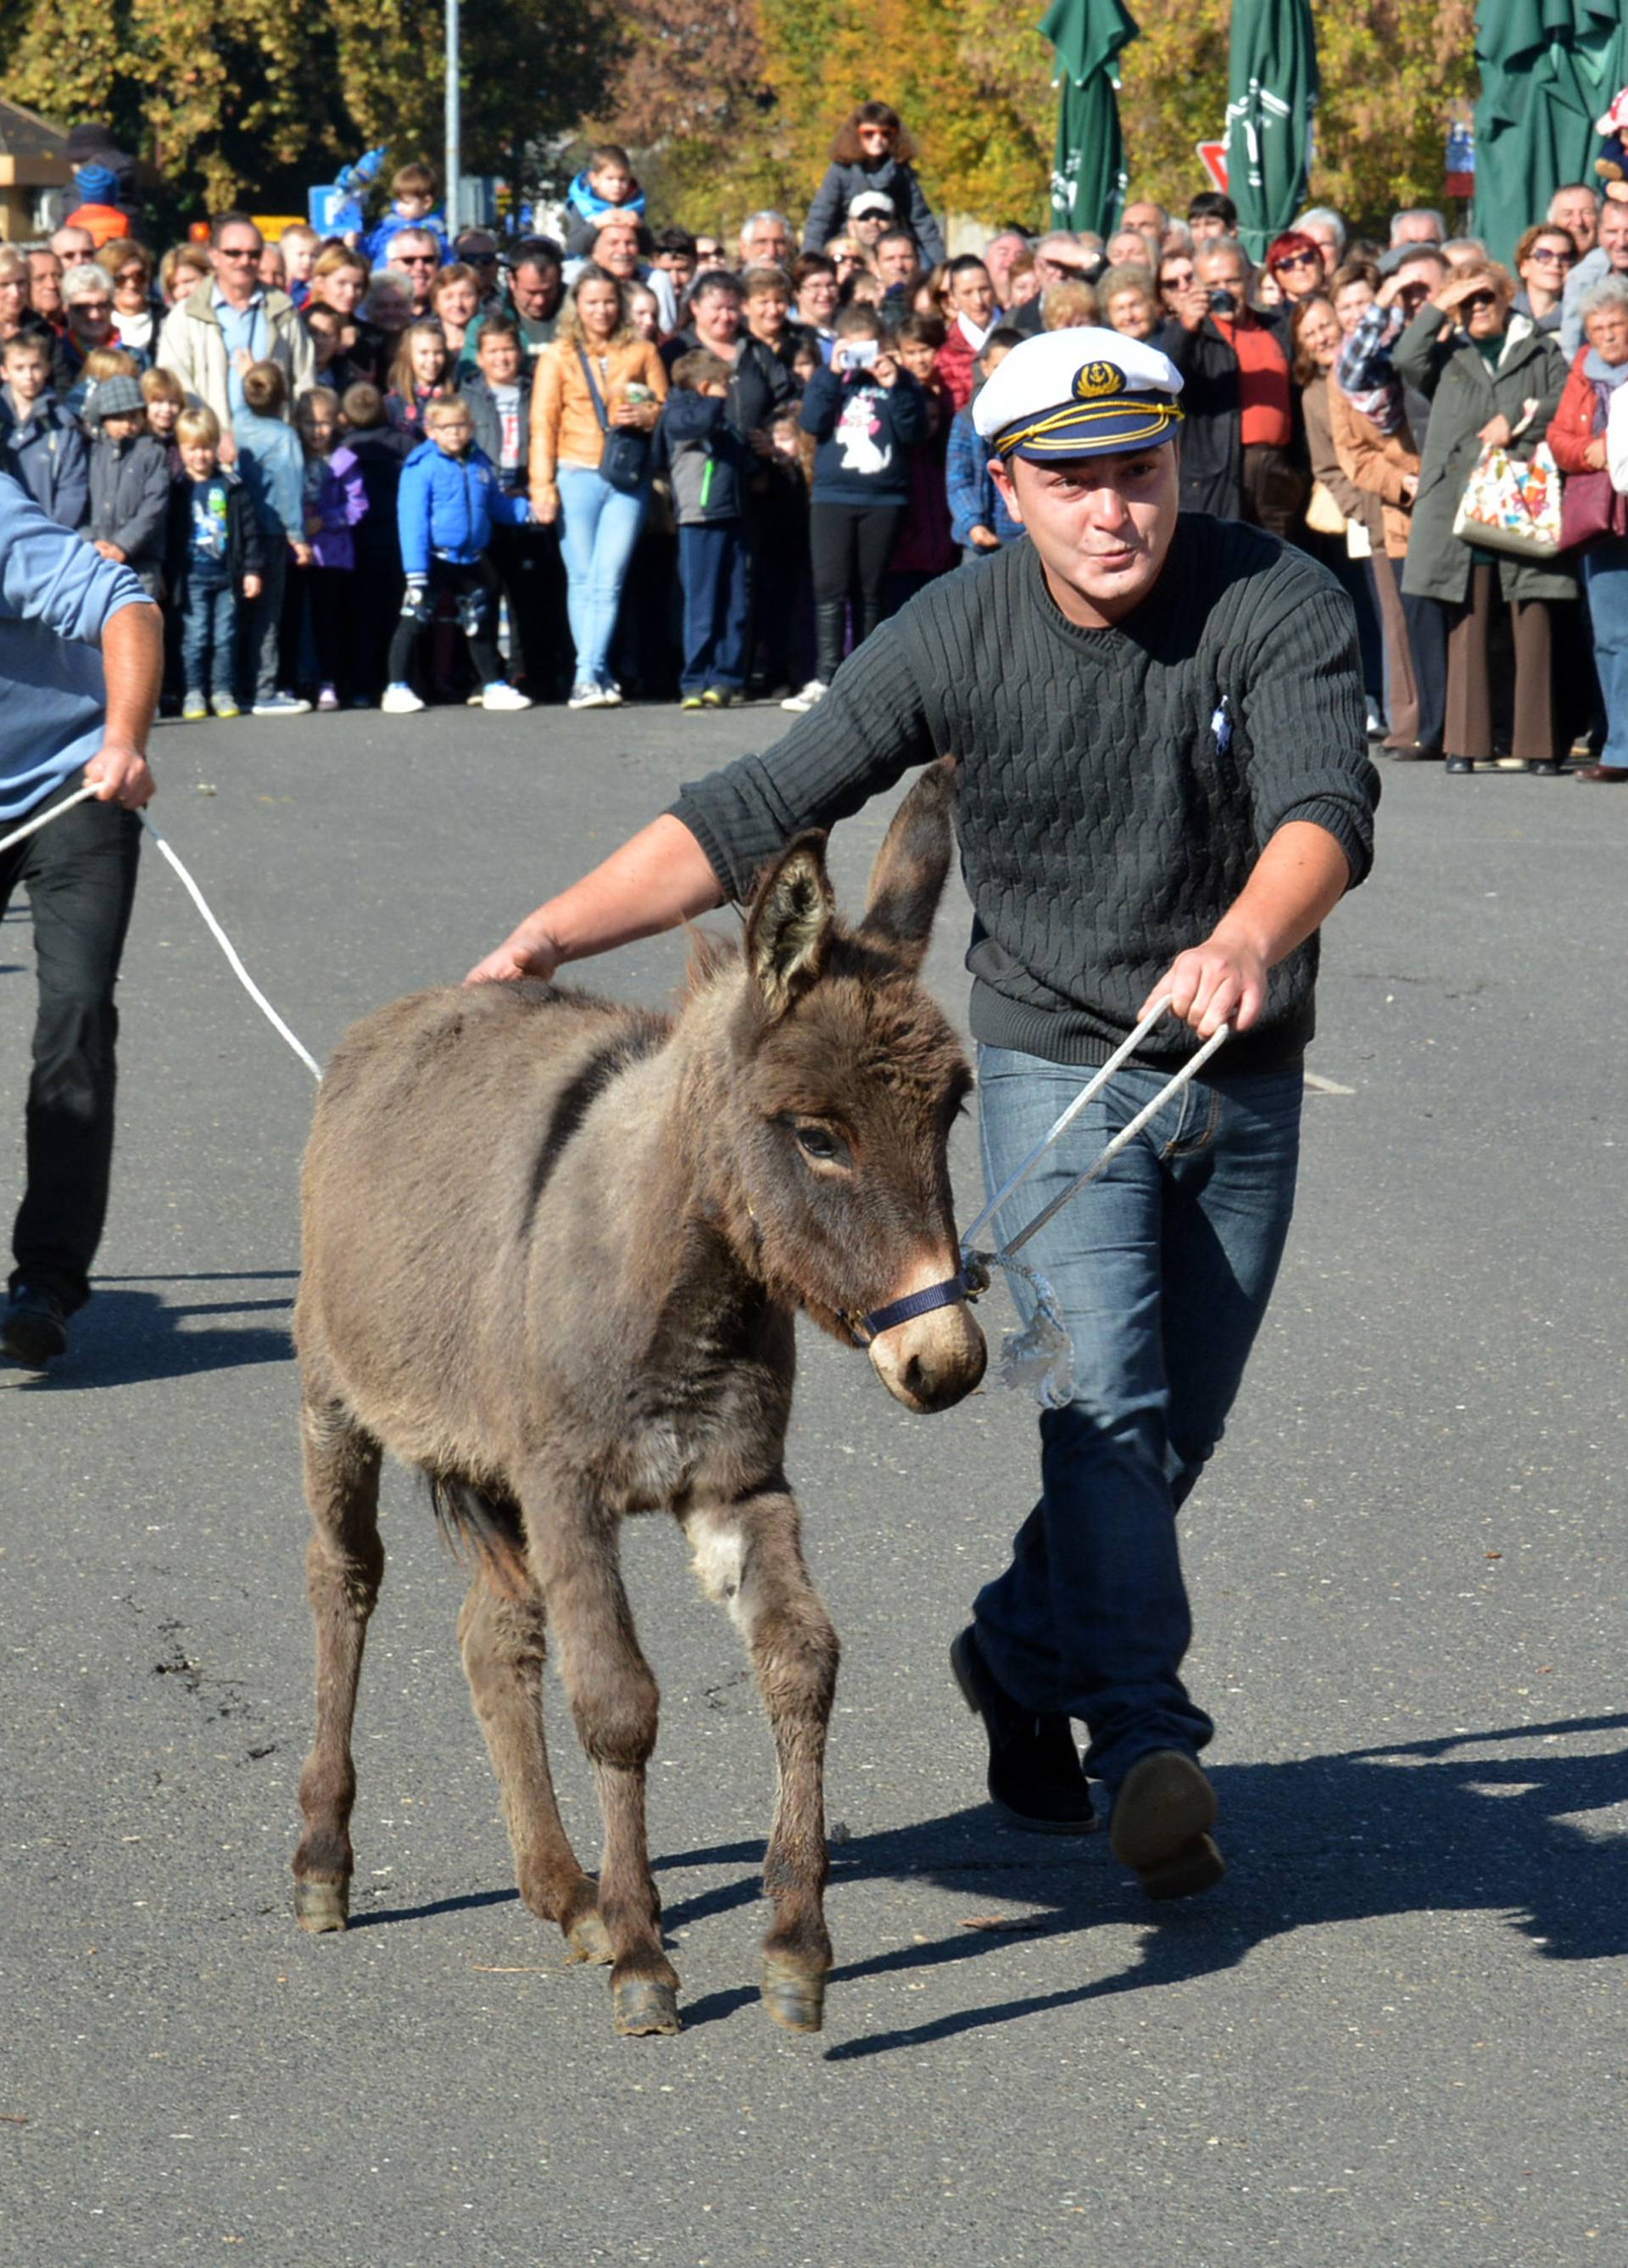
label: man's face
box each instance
[740,219,790,267]
[875,237,917,287]
[29,252,62,316]
[851,209,890,247]
[1552,190,1598,252]
[693,287,741,345]
[53,227,94,262]
[1197,247,1248,304]
[1302,221,1341,275]
[1034,238,1087,286]
[655,247,694,292]
[992,445,1179,628]
[5,349,48,401]
[478,331,521,383]
[1393,256,1444,316]
[1391,213,1441,249]
[213,226,264,299]
[67,286,114,343]
[1123,202,1165,239]
[393,237,439,305]
[511,260,561,321]
[1601,203,1628,271]
[594,225,640,279]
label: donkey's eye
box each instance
[790,1121,849,1166]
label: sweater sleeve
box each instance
[668,617,938,901]
[1235,563,1379,885]
[802,167,844,254]
[901,168,946,269]
[800,366,842,440]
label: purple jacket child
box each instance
[304,444,369,569]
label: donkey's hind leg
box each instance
[683,1491,840,2033]
[524,1479,680,2036]
[457,1577,610,1964]
[293,1390,384,1933]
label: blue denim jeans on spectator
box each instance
[178,567,236,698]
[677,521,750,693]
[973,1043,1304,1793]
[555,465,649,686]
[1582,537,1628,770]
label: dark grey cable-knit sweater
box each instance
[671,515,1380,1073]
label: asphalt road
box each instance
[3,701,1625,2268]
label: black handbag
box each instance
[577,345,650,496]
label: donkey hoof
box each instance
[566,1911,614,1965]
[613,1980,683,2036]
[293,1880,348,1934]
[761,1958,826,2034]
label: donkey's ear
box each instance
[858,755,958,971]
[744,833,836,1018]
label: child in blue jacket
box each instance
[382,394,532,713]
[945,328,1026,566]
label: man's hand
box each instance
[1174,277,1210,334]
[968,524,1001,550]
[291,539,314,567]
[466,915,564,986]
[1140,930,1267,1039]
[92,539,126,562]
[242,572,263,600]
[1477,412,1514,447]
[83,742,154,809]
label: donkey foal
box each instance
[291,763,985,2036]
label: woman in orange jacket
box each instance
[529,266,667,708]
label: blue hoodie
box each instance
[396,438,530,577]
[361,207,450,270]
[0,471,154,823]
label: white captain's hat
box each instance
[972,327,1185,461]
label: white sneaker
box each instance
[567,680,605,709]
[482,682,533,712]
[251,690,312,718]
[381,683,427,715]
[597,680,623,707]
[781,679,828,713]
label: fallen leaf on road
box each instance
[958,1914,1046,1933]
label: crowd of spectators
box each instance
[2,124,1625,773]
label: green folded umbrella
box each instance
[1224,0,1319,261]
[1474,0,1627,269]
[1040,0,1140,242]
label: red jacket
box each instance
[1547,348,1604,474]
[935,318,983,412]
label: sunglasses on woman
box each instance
[1458,291,1497,313]
[1273,251,1320,274]
[1527,246,1574,268]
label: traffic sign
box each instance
[1196,141,1229,194]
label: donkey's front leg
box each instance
[683,1491,840,2032]
[526,1483,680,2036]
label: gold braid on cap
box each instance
[994,395,1184,459]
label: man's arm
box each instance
[1139,821,1351,1038]
[84,596,162,807]
[466,814,722,983]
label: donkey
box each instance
[290,760,985,2038]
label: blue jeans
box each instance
[555,466,649,685]
[179,570,236,698]
[677,522,750,693]
[1582,538,1628,769]
[973,1044,1304,1791]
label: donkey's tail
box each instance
[427,1472,531,1597]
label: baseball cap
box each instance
[849,191,897,221]
[972,327,1184,461]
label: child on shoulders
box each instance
[563,144,648,259]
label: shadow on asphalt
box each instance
[1,1282,294,1388]
[326,1713,1628,2050]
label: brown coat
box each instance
[528,333,669,496]
[1328,381,1419,561]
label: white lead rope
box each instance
[1,779,322,1083]
[958,1000,1233,1406]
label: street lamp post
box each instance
[445,0,461,241]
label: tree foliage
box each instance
[0,0,615,225]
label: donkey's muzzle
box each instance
[867,1292,986,1412]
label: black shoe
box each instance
[1390,742,1442,763]
[3,1282,70,1368]
[1109,1750,1224,1902]
[949,1626,1096,1835]
[1445,756,1473,774]
[1529,760,1561,777]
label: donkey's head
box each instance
[721,759,986,1413]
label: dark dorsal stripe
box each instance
[523,1025,663,1229]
